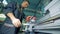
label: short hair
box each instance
[23,0,30,4]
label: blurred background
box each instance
[0,0,60,34]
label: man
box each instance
[1,0,30,34]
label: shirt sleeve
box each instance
[3,3,13,15]
[22,12,26,19]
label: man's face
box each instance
[21,1,29,8]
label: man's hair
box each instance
[23,0,30,4]
[18,0,30,9]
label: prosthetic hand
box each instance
[26,16,32,22]
[26,16,36,22]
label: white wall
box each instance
[44,0,59,11]
[44,0,60,17]
[49,0,60,17]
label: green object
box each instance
[0,17,5,24]
[0,17,6,21]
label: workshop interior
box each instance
[0,0,60,34]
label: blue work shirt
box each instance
[3,2,25,24]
